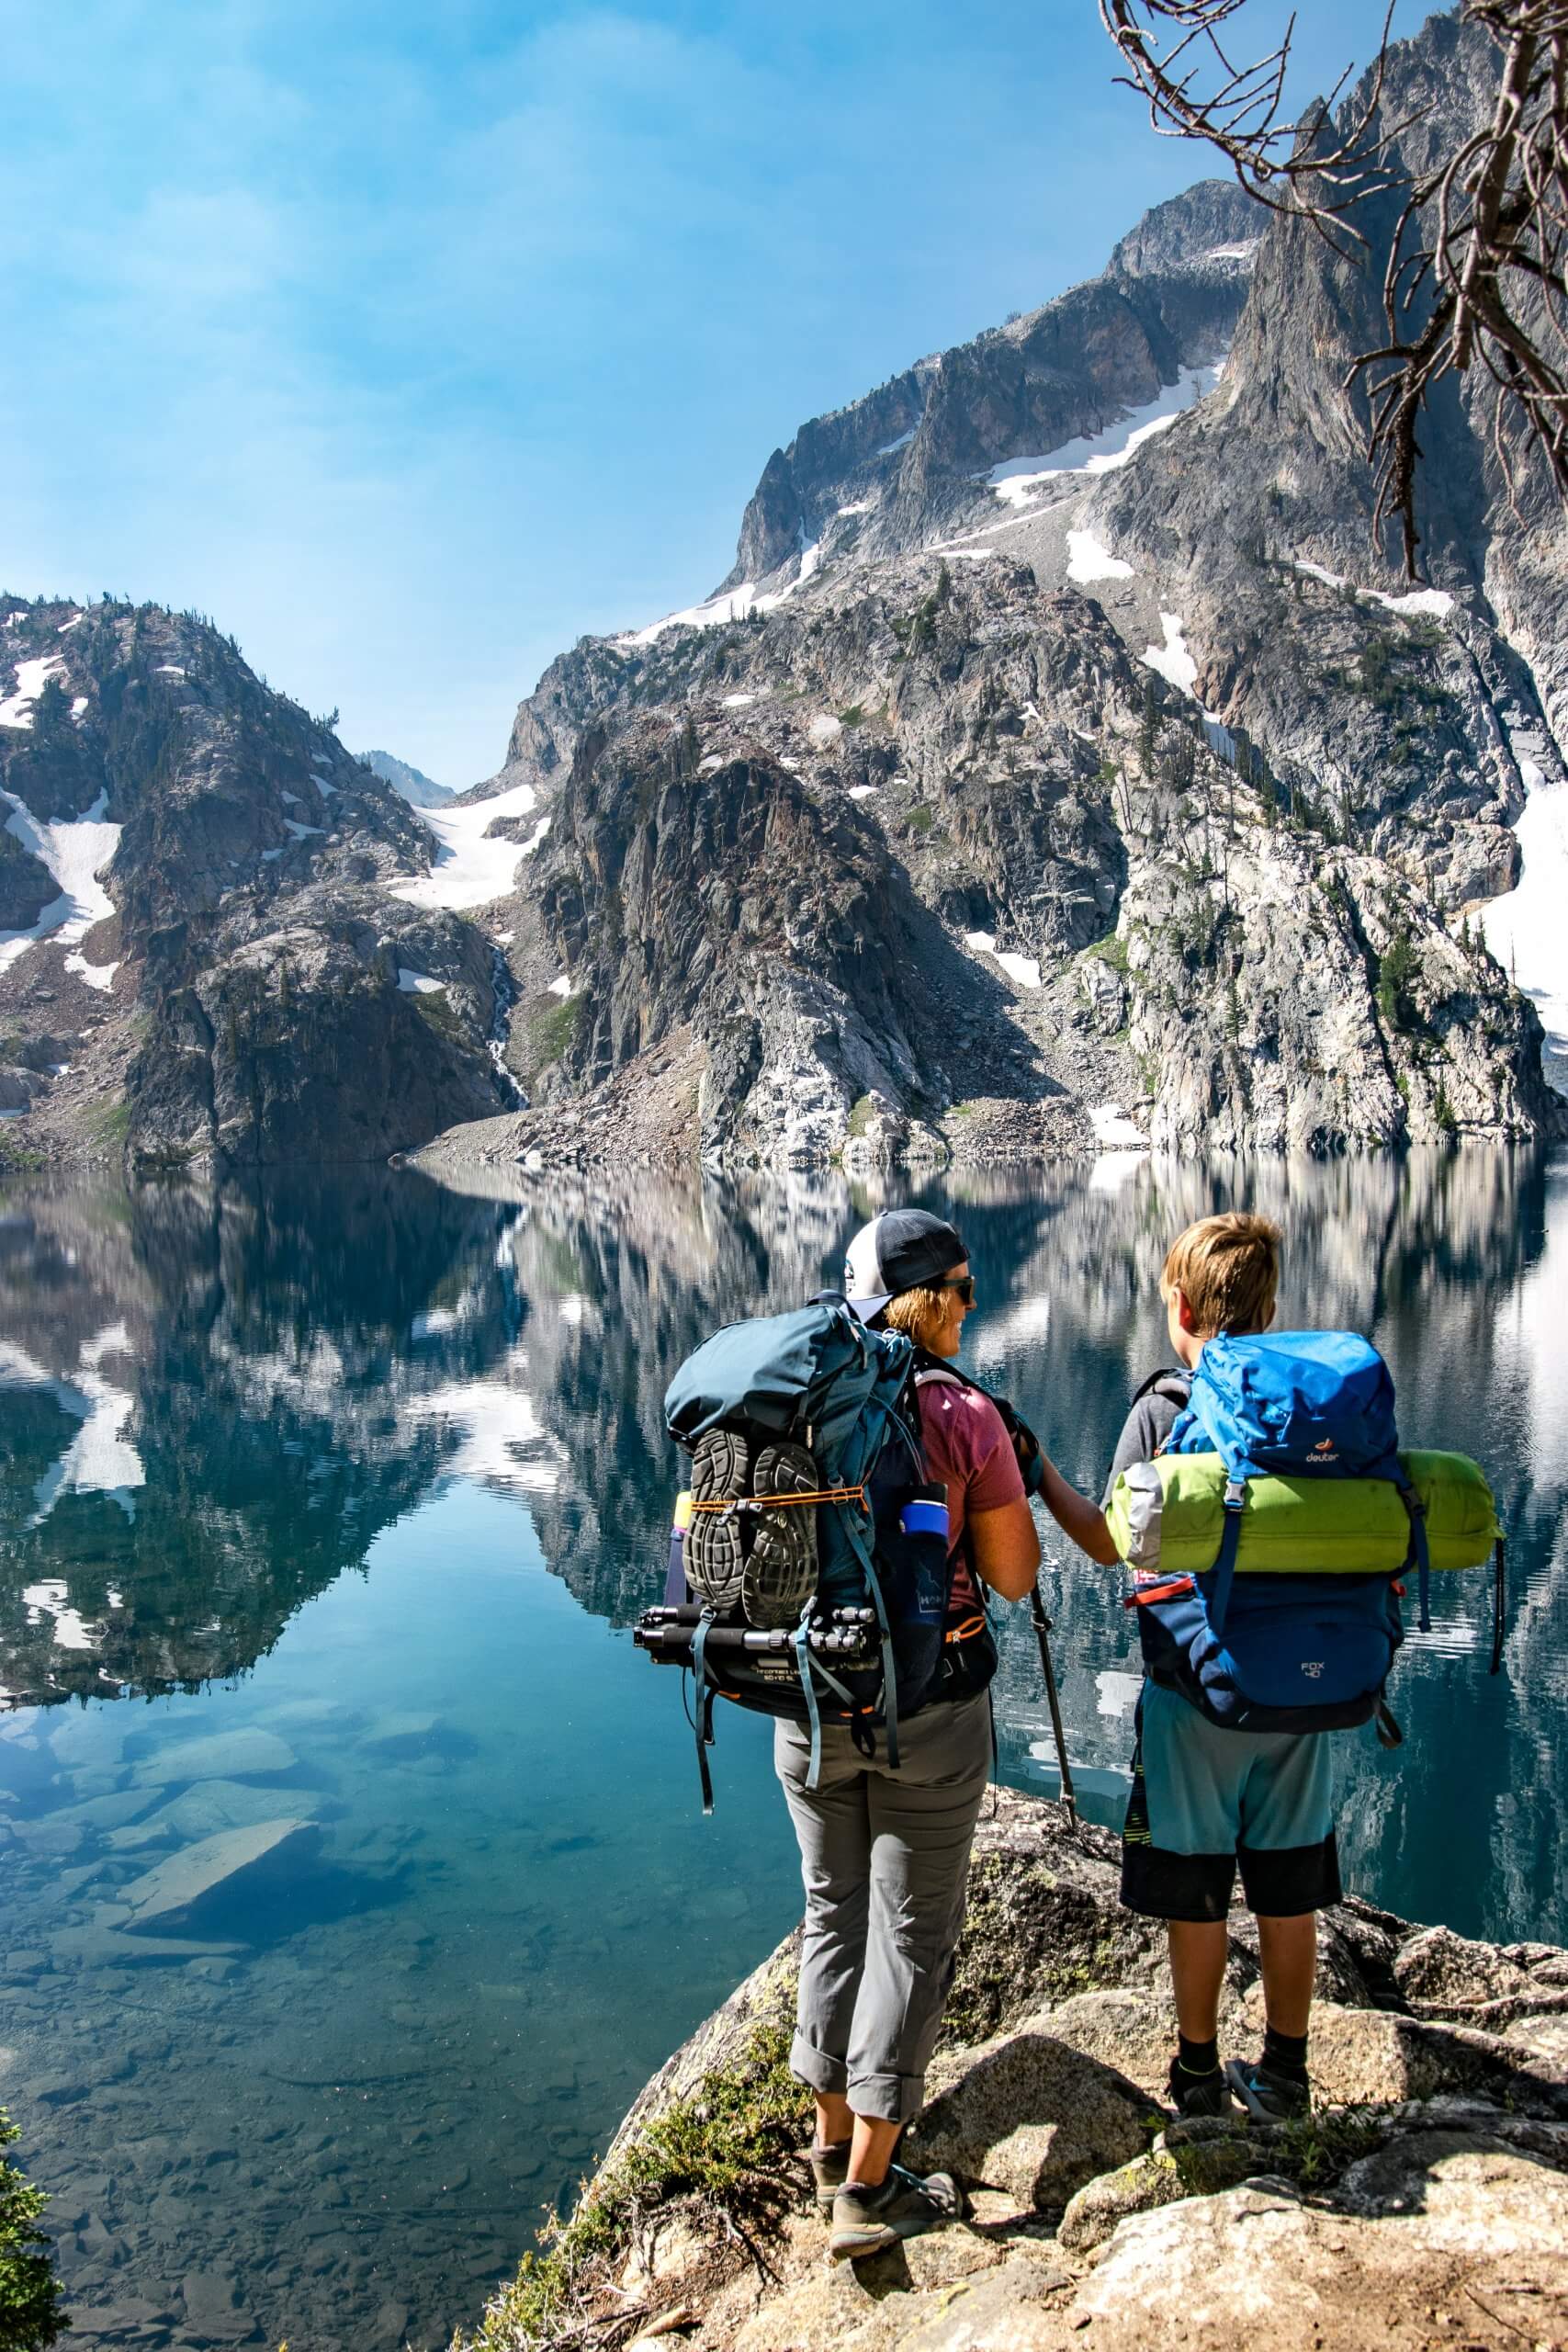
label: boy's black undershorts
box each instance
[1121,1679,1344,1923]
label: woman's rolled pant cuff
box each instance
[790,2030,849,2098]
[844,2068,924,2126]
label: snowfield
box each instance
[1090,1102,1147,1149]
[0,655,66,729]
[1066,530,1134,584]
[0,786,122,974]
[1143,614,1199,695]
[987,364,1223,509]
[389,778,540,912]
[1482,747,1568,1055]
[618,539,822,649]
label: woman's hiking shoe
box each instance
[807,2139,851,2214]
[1225,2056,1310,2121]
[1168,2057,1235,2120]
[744,1441,819,1628]
[687,1428,750,1610]
[829,2165,962,2262]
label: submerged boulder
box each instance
[118,1817,316,1931]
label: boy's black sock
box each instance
[1262,2024,1309,2082]
[1176,2032,1220,2077]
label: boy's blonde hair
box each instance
[1161,1212,1280,1337]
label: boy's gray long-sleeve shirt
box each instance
[1100,1373,1189,1507]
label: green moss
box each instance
[525,993,586,1080]
[1088,933,1130,974]
[457,2027,809,2352]
[846,1093,877,1140]
[907,801,935,836]
[837,705,865,729]
[86,1101,130,1145]
[0,2109,65,2351]
[411,988,465,1046]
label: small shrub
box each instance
[0,2109,65,2351]
[907,802,935,836]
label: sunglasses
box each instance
[935,1276,976,1306]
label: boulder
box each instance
[130,1728,297,1787]
[1070,2149,1568,2349]
[1057,2135,1257,2252]
[108,1779,318,1851]
[1394,1921,1563,2008]
[904,2031,1158,2210]
[1302,1997,1568,2116]
[118,1818,317,1931]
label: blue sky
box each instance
[3,0,1412,784]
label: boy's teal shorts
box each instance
[1122,1678,1341,1922]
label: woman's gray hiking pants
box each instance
[774,1691,991,2126]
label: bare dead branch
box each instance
[1100,0,1568,572]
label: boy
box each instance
[1035,1211,1332,2121]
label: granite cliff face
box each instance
[440,6,1563,1174]
[0,600,515,1170]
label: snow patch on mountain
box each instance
[389,778,540,912]
[0,786,121,973]
[987,363,1222,509]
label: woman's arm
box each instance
[1036,1458,1120,1567]
[967,1496,1042,1601]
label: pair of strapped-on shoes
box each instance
[686,1429,819,1628]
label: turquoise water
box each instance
[0,1151,1563,2347]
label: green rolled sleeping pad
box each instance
[1106,1449,1500,1576]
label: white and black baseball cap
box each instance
[842,1208,968,1320]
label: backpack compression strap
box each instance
[689,1610,717,1815]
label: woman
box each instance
[778,1207,1041,2261]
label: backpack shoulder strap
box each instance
[1134,1366,1191,1408]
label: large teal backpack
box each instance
[637,1297,980,1808]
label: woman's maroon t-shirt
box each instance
[915,1379,1026,1616]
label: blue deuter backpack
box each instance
[1136,1331,1430,1732]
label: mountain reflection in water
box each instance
[2,1148,1562,1949]
[1,1152,1565,2351]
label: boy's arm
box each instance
[1036,1458,1119,1566]
[1036,1394,1175,1569]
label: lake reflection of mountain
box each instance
[0,1170,533,1703]
[3,1149,1564,1948]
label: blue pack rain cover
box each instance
[1168,1330,1400,1481]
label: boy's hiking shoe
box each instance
[829,2165,962,2261]
[807,2139,851,2214]
[744,1441,819,1628]
[687,1429,750,1610]
[1168,2059,1235,2120]
[1225,2057,1310,2121]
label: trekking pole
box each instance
[1030,1579,1077,1822]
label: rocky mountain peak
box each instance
[1107,176,1262,276]
[715,179,1263,594]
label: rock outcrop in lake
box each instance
[460,1791,1568,2352]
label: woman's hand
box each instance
[967,1496,1042,1600]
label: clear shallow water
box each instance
[1,1152,1564,2348]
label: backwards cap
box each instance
[842,1209,967,1321]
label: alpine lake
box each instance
[1,1148,1563,2352]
